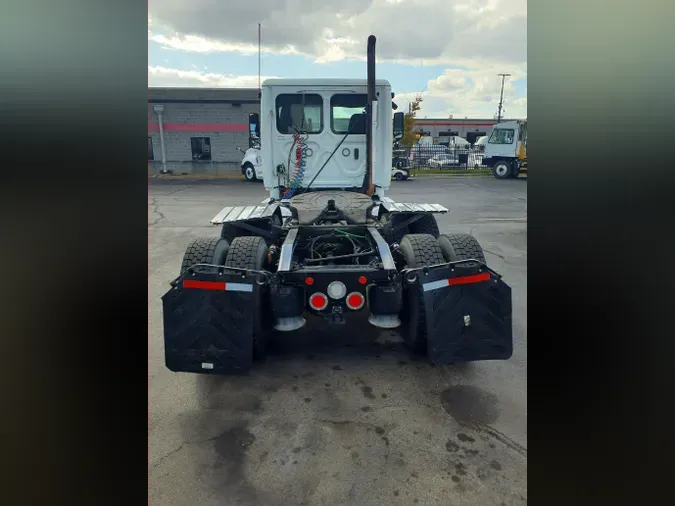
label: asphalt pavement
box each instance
[149,175,527,506]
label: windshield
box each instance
[489,128,515,144]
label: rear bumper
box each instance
[162,260,512,373]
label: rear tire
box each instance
[179,237,230,275]
[382,213,408,244]
[409,214,440,238]
[398,234,446,353]
[243,163,257,182]
[492,161,512,179]
[395,172,404,181]
[224,236,270,358]
[438,233,487,267]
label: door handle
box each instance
[354,148,359,160]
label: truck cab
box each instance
[259,79,396,200]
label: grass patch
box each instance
[413,169,492,176]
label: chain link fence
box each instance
[393,144,489,172]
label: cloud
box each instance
[148,66,279,88]
[148,0,526,65]
[393,59,527,118]
[149,33,300,56]
[147,0,526,118]
[148,63,526,118]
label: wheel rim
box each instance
[495,164,508,177]
[245,167,254,179]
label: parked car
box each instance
[427,153,459,168]
[391,166,411,181]
[474,136,488,149]
[450,136,471,147]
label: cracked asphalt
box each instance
[149,176,527,505]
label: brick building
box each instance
[412,118,517,145]
[148,87,259,175]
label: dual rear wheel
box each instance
[180,235,270,358]
[178,225,488,361]
[398,232,487,354]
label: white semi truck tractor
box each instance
[161,35,513,374]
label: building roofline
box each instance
[148,87,259,92]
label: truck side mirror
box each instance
[393,112,404,141]
[248,113,260,148]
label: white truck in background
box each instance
[237,119,264,181]
[237,145,263,182]
[481,120,528,179]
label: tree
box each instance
[400,99,422,149]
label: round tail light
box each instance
[346,292,365,310]
[309,292,328,311]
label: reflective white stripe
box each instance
[422,279,449,292]
[226,282,254,293]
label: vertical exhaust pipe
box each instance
[362,35,376,196]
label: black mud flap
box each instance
[413,262,513,363]
[161,266,266,374]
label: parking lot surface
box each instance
[149,176,527,505]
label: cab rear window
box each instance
[276,94,323,134]
[330,94,367,134]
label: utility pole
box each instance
[497,73,511,123]
[258,23,261,92]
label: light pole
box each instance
[497,73,511,123]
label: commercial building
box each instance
[412,118,517,145]
[148,87,259,175]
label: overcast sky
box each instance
[148,0,527,119]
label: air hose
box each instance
[282,131,308,199]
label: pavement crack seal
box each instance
[163,186,191,196]
[482,248,506,261]
[317,418,378,430]
[150,435,221,470]
[471,423,527,458]
[149,198,166,227]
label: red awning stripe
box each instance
[148,123,248,133]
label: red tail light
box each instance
[346,292,365,310]
[309,292,328,311]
